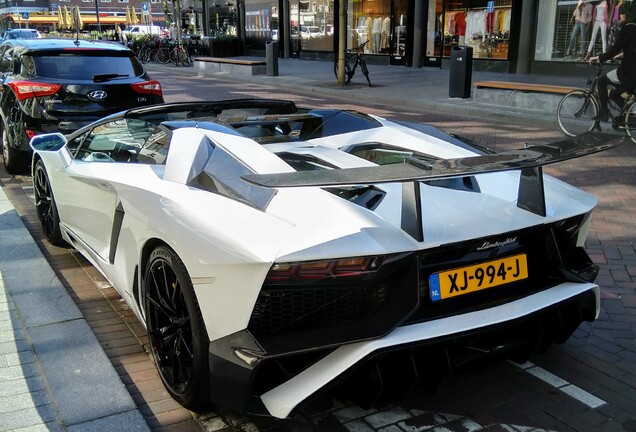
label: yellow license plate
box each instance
[429,254,528,302]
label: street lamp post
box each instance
[95,0,102,33]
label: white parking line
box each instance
[514,361,606,409]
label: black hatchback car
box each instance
[0,38,164,173]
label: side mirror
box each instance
[30,133,67,152]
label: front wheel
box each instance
[557,90,600,137]
[625,101,636,144]
[33,160,66,247]
[144,246,210,410]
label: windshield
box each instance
[7,30,38,39]
[31,53,143,80]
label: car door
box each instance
[53,118,157,260]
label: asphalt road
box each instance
[2,68,635,432]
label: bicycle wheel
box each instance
[334,57,353,83]
[557,90,600,137]
[156,48,171,64]
[360,59,372,87]
[170,48,179,66]
[180,48,192,67]
[624,101,636,144]
[147,49,158,63]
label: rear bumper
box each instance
[207,281,599,418]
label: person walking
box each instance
[588,7,636,122]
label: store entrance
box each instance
[422,0,443,67]
[390,0,408,65]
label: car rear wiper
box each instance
[92,73,129,82]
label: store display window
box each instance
[444,0,512,59]
[290,0,334,52]
[347,0,392,54]
[535,0,626,62]
[245,1,278,49]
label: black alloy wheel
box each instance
[33,160,66,247]
[144,246,210,410]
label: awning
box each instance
[5,13,126,25]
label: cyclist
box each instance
[588,7,636,122]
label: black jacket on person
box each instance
[599,21,636,89]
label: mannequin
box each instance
[372,16,383,53]
[567,0,594,57]
[609,0,623,46]
[586,0,610,58]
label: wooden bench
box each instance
[474,81,577,95]
[193,57,267,76]
[472,81,580,112]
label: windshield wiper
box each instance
[92,73,129,82]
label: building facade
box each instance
[237,0,632,75]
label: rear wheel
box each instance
[557,90,599,137]
[334,57,354,83]
[144,246,210,410]
[33,159,66,247]
[360,58,372,87]
[625,101,636,144]
[2,127,28,175]
[157,48,171,64]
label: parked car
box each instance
[29,98,622,418]
[123,25,162,37]
[300,25,321,38]
[2,28,41,39]
[0,38,163,174]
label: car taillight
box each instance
[25,130,37,139]
[265,255,387,283]
[8,81,61,101]
[131,80,162,97]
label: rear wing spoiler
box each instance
[243,132,625,241]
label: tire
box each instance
[144,246,210,410]
[147,49,158,63]
[181,49,193,67]
[557,90,600,137]
[157,48,171,64]
[33,159,66,247]
[2,126,28,175]
[625,101,636,144]
[360,59,372,87]
[334,58,353,83]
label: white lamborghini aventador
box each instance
[29,99,624,418]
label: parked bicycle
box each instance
[334,40,372,87]
[171,40,193,67]
[557,62,636,143]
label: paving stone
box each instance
[0,390,51,414]
[343,419,375,432]
[0,405,58,431]
[364,408,412,429]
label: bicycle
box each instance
[557,62,636,143]
[334,40,372,87]
[170,40,193,67]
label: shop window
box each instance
[347,0,391,54]
[535,0,621,62]
[444,0,512,60]
[289,0,334,52]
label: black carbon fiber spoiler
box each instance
[243,132,625,241]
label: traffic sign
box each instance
[487,1,494,12]
[20,12,29,20]
[141,2,149,11]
